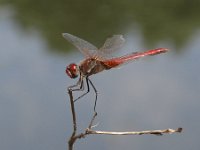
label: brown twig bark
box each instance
[67,89,182,150]
[68,90,77,150]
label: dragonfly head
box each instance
[66,63,79,78]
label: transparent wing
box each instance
[62,33,98,58]
[99,35,125,55]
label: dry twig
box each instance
[67,87,182,150]
[86,127,182,136]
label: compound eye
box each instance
[66,63,78,78]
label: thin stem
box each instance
[68,89,77,150]
[88,112,98,129]
[68,90,77,133]
[86,128,182,136]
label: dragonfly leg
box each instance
[68,75,83,91]
[68,75,86,102]
[73,78,90,102]
[68,75,98,112]
[87,78,98,112]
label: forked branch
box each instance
[67,89,182,150]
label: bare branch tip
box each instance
[177,127,183,133]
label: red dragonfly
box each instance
[63,33,168,112]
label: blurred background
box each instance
[0,0,200,150]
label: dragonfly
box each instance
[63,33,168,112]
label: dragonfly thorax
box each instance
[66,63,79,78]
